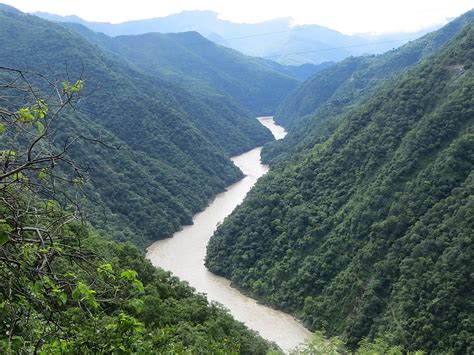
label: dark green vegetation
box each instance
[263,10,474,164]
[59,22,324,116]
[1,222,272,353]
[0,8,290,246]
[0,70,272,354]
[206,16,474,354]
[291,331,424,354]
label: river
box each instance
[146,116,312,352]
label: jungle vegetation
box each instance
[206,18,474,354]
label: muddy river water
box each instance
[147,117,312,351]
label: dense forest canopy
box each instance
[0,67,274,353]
[206,18,474,354]
[263,10,474,165]
[0,8,289,246]
[1,3,472,354]
[0,65,427,355]
[60,23,327,116]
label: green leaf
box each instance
[32,281,43,297]
[120,269,138,281]
[34,100,48,119]
[97,263,115,280]
[74,79,84,92]
[46,200,56,210]
[62,79,84,94]
[9,336,24,352]
[0,122,6,133]
[35,120,45,135]
[128,298,144,313]
[0,150,16,161]
[18,107,34,123]
[38,168,48,180]
[72,282,98,309]
[58,292,67,305]
[133,279,144,293]
[97,263,113,274]
[0,234,9,246]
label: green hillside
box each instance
[60,23,309,115]
[0,70,272,354]
[0,9,275,246]
[263,10,474,164]
[206,19,474,354]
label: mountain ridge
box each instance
[33,9,436,64]
[0,7,276,246]
[58,22,320,115]
[261,9,474,164]
[205,15,474,353]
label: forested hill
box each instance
[0,61,272,355]
[206,18,474,354]
[0,8,276,246]
[263,10,474,164]
[58,22,322,115]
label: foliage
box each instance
[206,20,474,354]
[64,23,303,116]
[263,9,474,164]
[0,67,273,354]
[0,219,272,353]
[290,332,425,354]
[0,9,275,246]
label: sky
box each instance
[3,0,474,34]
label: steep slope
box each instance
[0,9,273,246]
[34,10,431,65]
[0,104,272,353]
[264,10,474,164]
[59,24,302,115]
[206,20,474,354]
[275,56,371,126]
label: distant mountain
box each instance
[33,10,435,64]
[262,9,474,163]
[59,22,330,115]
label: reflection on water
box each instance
[146,117,311,351]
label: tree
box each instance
[0,66,274,354]
[0,67,100,352]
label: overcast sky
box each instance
[3,0,473,34]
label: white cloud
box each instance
[3,0,473,34]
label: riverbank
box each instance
[146,117,312,351]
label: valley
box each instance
[0,3,472,353]
[147,117,312,351]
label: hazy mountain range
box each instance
[34,10,440,64]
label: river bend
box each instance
[146,116,312,351]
